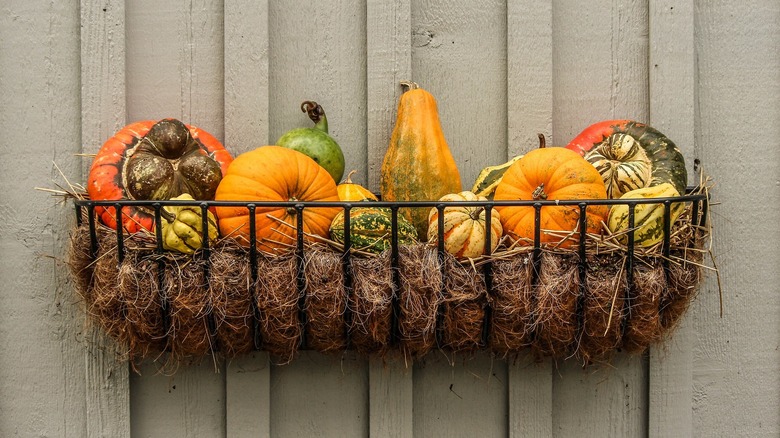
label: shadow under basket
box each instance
[67,192,709,368]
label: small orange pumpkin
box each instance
[494,135,609,247]
[337,170,378,202]
[215,146,340,253]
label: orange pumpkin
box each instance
[215,146,340,253]
[493,136,609,247]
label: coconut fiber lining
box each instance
[68,208,710,369]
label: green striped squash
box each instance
[584,133,652,199]
[607,183,685,247]
[566,120,688,199]
[329,207,418,253]
[470,155,523,199]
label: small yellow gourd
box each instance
[337,170,378,202]
[161,194,219,254]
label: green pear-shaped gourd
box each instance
[277,101,345,183]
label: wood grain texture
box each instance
[410,0,507,189]
[369,358,413,437]
[413,354,508,437]
[125,3,228,437]
[223,2,271,437]
[268,0,367,181]
[270,352,368,438]
[647,1,695,436]
[130,361,226,438]
[365,3,415,435]
[80,1,132,437]
[692,1,780,435]
[506,2,554,437]
[551,1,649,436]
[0,2,87,436]
[225,0,269,151]
[125,0,225,134]
[366,0,411,192]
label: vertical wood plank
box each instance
[551,0,650,435]
[691,1,780,436]
[366,0,412,192]
[79,1,131,437]
[224,1,272,436]
[130,361,226,437]
[0,1,86,436]
[409,0,507,188]
[647,1,695,437]
[125,1,227,436]
[413,354,508,437]
[268,0,368,180]
[368,358,414,437]
[365,2,415,436]
[506,1,554,436]
[270,352,369,437]
[266,2,369,435]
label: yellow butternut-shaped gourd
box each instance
[380,81,462,240]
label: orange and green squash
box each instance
[87,119,233,233]
[380,81,462,240]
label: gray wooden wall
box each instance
[1,0,778,437]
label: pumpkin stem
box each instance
[532,183,548,200]
[400,80,420,92]
[537,133,546,149]
[470,206,485,221]
[342,169,358,184]
[301,101,328,133]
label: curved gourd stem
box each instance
[301,101,328,133]
[399,80,420,92]
[537,133,546,149]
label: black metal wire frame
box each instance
[74,189,708,353]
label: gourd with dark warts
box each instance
[87,119,233,233]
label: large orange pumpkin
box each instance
[493,137,609,247]
[215,146,340,253]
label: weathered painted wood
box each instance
[692,1,780,436]
[366,0,412,193]
[369,358,414,437]
[365,2,415,436]
[264,3,369,436]
[130,361,226,437]
[551,1,649,435]
[224,1,272,437]
[506,2,554,436]
[413,354,508,436]
[124,2,228,437]
[270,352,368,437]
[0,2,86,437]
[79,0,132,437]
[647,1,695,436]
[410,0,507,189]
[268,0,368,180]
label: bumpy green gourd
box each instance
[161,194,218,254]
[329,207,418,254]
